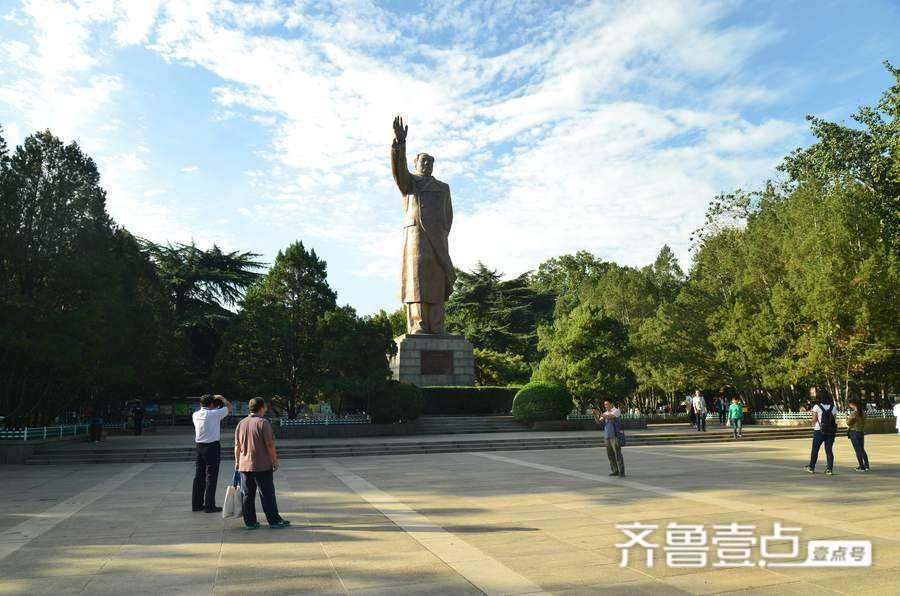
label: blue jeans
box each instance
[809,430,835,471]
[848,430,869,469]
[241,470,282,526]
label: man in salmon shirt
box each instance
[234,397,290,529]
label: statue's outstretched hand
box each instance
[393,116,408,144]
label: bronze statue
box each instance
[391,116,455,335]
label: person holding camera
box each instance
[592,399,625,477]
[192,393,232,512]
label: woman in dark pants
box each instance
[846,400,870,472]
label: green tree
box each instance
[473,348,532,386]
[782,60,899,248]
[141,241,263,392]
[446,262,554,361]
[215,241,336,418]
[0,130,174,420]
[534,304,636,411]
[318,306,395,413]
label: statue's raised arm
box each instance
[391,116,412,195]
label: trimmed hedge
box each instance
[421,386,520,415]
[369,382,423,424]
[512,381,573,422]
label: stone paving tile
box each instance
[212,572,345,594]
[347,577,482,595]
[0,574,95,595]
[660,567,799,595]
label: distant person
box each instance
[692,390,707,432]
[728,397,743,439]
[894,398,900,435]
[234,397,290,529]
[192,393,233,512]
[716,394,728,425]
[89,413,104,443]
[845,399,869,472]
[592,399,625,477]
[132,402,145,436]
[804,388,837,475]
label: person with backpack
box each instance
[846,399,870,472]
[728,397,743,439]
[805,387,837,475]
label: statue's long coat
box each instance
[391,141,455,304]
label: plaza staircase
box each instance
[23,426,813,465]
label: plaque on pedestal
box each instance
[389,334,475,387]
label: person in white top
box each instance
[192,394,232,512]
[804,387,837,475]
[893,399,900,435]
[692,390,707,432]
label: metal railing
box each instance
[0,424,91,441]
[0,420,158,441]
[280,415,371,426]
[566,410,896,422]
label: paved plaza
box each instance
[2,435,898,595]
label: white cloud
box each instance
[138,0,795,282]
[0,0,813,312]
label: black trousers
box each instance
[848,430,869,469]
[696,414,706,431]
[192,441,221,510]
[241,470,282,525]
[134,418,143,435]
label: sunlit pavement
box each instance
[2,435,898,595]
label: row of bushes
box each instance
[420,386,520,415]
[368,381,585,425]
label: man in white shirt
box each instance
[893,398,900,435]
[192,394,232,512]
[692,390,707,432]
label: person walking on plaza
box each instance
[234,397,290,529]
[692,390,707,432]
[192,393,232,512]
[728,397,743,439]
[716,394,728,425]
[89,412,104,443]
[846,399,870,472]
[805,388,837,475]
[132,401,145,435]
[592,399,625,477]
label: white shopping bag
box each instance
[233,485,243,518]
[222,485,237,518]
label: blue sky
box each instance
[1,0,898,315]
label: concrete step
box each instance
[25,428,810,464]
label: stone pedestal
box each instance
[390,334,475,387]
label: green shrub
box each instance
[369,381,423,424]
[421,386,520,415]
[511,381,573,422]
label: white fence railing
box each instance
[0,424,91,441]
[279,415,371,426]
[567,410,896,422]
